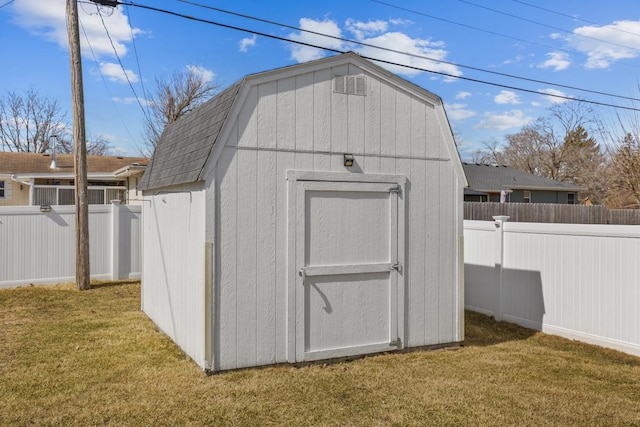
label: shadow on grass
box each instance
[464,310,538,348]
[87,279,140,290]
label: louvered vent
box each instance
[333,75,366,96]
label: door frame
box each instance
[286,170,406,363]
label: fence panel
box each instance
[464,202,640,224]
[0,203,141,288]
[465,218,640,357]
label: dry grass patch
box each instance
[1,282,639,426]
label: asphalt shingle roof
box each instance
[462,163,583,192]
[0,152,146,175]
[139,81,242,191]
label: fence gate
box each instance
[289,177,405,362]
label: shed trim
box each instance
[287,170,407,184]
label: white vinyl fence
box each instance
[464,217,640,357]
[0,202,141,288]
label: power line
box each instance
[180,0,640,104]
[459,0,640,53]
[79,16,137,144]
[509,0,640,39]
[372,0,640,72]
[109,0,640,112]
[0,0,15,9]
[123,4,150,114]
[95,6,152,124]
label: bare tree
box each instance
[606,133,640,208]
[142,66,220,156]
[476,102,607,203]
[0,88,67,153]
[57,134,113,156]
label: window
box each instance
[523,190,531,203]
[0,181,4,198]
[568,193,576,204]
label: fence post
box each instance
[111,200,121,280]
[493,215,509,321]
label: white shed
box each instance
[139,52,468,372]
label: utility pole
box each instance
[66,0,90,291]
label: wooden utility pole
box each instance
[66,0,90,290]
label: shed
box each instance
[139,52,468,372]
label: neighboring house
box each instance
[463,163,583,204]
[0,152,147,207]
[139,52,468,372]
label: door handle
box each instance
[298,268,306,284]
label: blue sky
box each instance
[2,0,640,159]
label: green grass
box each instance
[1,281,639,426]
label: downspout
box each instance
[10,175,30,186]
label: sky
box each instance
[2,0,640,159]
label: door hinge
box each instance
[390,262,402,273]
[389,185,401,195]
[389,338,402,348]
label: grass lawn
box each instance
[1,281,639,426]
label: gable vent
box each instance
[334,75,366,96]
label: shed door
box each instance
[293,180,403,362]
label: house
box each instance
[0,152,147,207]
[462,163,583,204]
[139,52,468,372]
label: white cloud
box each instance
[12,0,141,59]
[356,31,461,78]
[502,55,523,65]
[538,52,571,71]
[475,110,533,131]
[494,90,521,105]
[288,17,461,79]
[345,19,388,40]
[186,65,216,83]
[539,88,570,104]
[389,18,413,26]
[112,96,150,106]
[550,33,562,40]
[446,103,476,120]
[288,18,345,63]
[455,91,472,100]
[239,34,257,53]
[99,62,138,83]
[567,20,640,68]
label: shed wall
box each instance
[210,64,464,371]
[142,186,207,365]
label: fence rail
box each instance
[464,201,640,224]
[464,218,640,357]
[0,203,141,288]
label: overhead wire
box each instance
[0,0,15,9]
[77,0,640,113]
[107,0,640,112]
[123,4,151,114]
[509,0,640,39]
[180,0,640,103]
[79,14,137,142]
[458,0,640,53]
[95,6,152,124]
[372,0,640,71]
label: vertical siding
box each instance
[211,64,463,369]
[465,221,640,357]
[142,188,206,367]
[0,205,141,288]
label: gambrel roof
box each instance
[140,52,467,192]
[463,163,584,192]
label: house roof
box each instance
[139,52,466,192]
[0,152,147,177]
[463,163,584,193]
